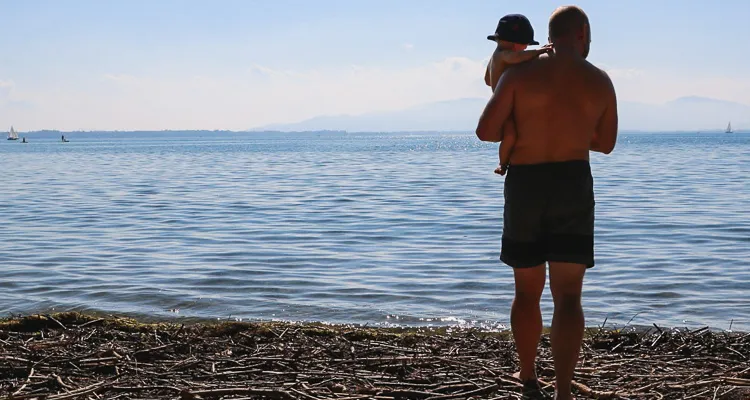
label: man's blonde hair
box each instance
[548,5,589,41]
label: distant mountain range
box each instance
[252,96,749,133]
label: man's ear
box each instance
[579,23,590,42]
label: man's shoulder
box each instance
[587,64,615,88]
[499,61,527,78]
[521,53,552,68]
[559,60,614,87]
[589,63,611,78]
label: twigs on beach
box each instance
[0,313,748,399]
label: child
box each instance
[484,14,551,175]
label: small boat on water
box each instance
[725,122,733,133]
[7,126,18,140]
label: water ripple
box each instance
[0,132,748,331]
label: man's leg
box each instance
[511,263,546,381]
[501,162,547,392]
[548,262,587,400]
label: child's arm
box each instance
[500,44,552,65]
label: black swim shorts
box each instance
[500,160,595,268]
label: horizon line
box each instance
[5,128,745,135]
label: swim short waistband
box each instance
[507,159,590,173]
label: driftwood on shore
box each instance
[0,313,748,399]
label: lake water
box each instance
[1,131,748,331]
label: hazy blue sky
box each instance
[1,0,749,130]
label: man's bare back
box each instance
[477,52,617,164]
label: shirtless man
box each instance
[475,5,618,400]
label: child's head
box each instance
[487,14,539,49]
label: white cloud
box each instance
[1,58,749,131]
[602,67,644,79]
[103,73,139,83]
[0,80,15,99]
[402,43,415,51]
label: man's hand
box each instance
[540,43,553,54]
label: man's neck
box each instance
[551,42,581,59]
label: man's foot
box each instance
[521,379,552,399]
[512,372,551,399]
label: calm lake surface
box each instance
[1,131,748,331]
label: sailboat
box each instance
[725,122,733,133]
[7,126,18,141]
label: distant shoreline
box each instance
[6,129,745,135]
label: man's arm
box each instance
[591,71,618,154]
[476,68,516,142]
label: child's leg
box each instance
[494,144,503,174]
[495,119,517,175]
